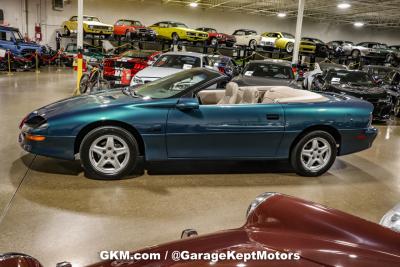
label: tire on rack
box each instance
[210,37,218,47]
[290,130,337,177]
[64,26,71,36]
[80,126,140,180]
[248,39,257,50]
[285,42,294,53]
[393,98,400,118]
[172,32,180,45]
[351,49,360,59]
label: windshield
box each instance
[153,54,201,69]
[119,50,154,58]
[244,63,294,80]
[319,63,346,71]
[84,16,100,22]
[12,30,24,42]
[282,32,295,39]
[172,23,188,28]
[327,71,374,86]
[134,71,209,99]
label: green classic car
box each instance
[63,43,105,66]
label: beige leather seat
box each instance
[240,88,260,104]
[217,82,239,105]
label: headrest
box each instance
[242,88,259,103]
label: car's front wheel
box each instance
[80,126,139,180]
[285,42,294,53]
[290,131,337,177]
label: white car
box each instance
[302,62,347,90]
[130,51,212,86]
[232,29,262,49]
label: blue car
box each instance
[19,68,377,179]
[0,26,43,56]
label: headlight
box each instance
[246,192,277,217]
[380,203,400,233]
[109,26,113,30]
[132,76,143,85]
[89,25,94,29]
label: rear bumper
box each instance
[339,127,378,156]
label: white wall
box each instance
[2,0,400,47]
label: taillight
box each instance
[218,67,225,73]
[134,63,146,70]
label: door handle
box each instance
[266,114,280,120]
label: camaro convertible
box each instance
[19,68,377,179]
[1,193,400,266]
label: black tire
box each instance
[351,49,360,59]
[285,42,294,53]
[80,126,139,180]
[172,33,179,44]
[248,39,257,50]
[394,98,400,118]
[290,131,337,177]
[64,26,70,36]
[210,37,218,47]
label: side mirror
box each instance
[181,229,198,239]
[176,99,199,110]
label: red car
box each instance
[103,49,161,86]
[113,19,156,40]
[3,193,399,267]
[196,27,236,47]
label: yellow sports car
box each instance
[62,15,113,36]
[261,32,296,53]
[149,21,208,43]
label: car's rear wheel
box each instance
[210,38,218,47]
[290,131,337,177]
[80,126,139,180]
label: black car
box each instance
[312,69,392,121]
[302,37,329,58]
[232,59,299,88]
[380,70,400,117]
[362,65,399,80]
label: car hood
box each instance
[18,42,42,51]
[232,75,299,88]
[83,194,400,267]
[135,66,184,78]
[328,83,388,98]
[34,89,143,119]
[83,20,112,27]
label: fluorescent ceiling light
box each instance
[189,2,198,7]
[354,22,364,27]
[338,3,351,9]
[277,12,287,18]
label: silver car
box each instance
[130,51,212,86]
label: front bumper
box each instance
[19,131,75,160]
[83,28,113,35]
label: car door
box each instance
[166,98,285,159]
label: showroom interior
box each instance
[1,0,400,266]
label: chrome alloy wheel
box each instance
[89,135,130,175]
[300,137,332,172]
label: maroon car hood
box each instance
[87,194,400,267]
[245,194,400,267]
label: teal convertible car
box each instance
[19,68,377,179]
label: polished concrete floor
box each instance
[0,68,399,266]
